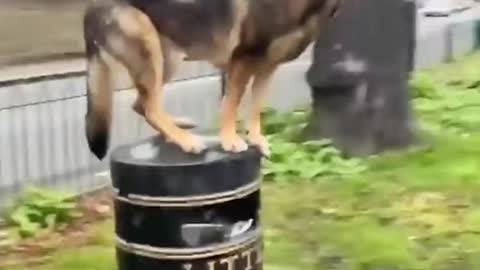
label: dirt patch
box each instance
[0,188,114,269]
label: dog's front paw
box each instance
[247,133,270,157]
[169,131,206,154]
[221,133,248,153]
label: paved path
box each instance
[1,1,480,82]
[0,0,110,67]
[418,4,480,37]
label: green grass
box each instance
[259,52,480,270]
[1,220,115,270]
[4,52,480,270]
[262,144,480,270]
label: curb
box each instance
[415,12,480,70]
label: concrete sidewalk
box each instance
[416,4,480,69]
[1,3,480,83]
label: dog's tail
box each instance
[83,4,114,160]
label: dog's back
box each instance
[123,0,247,66]
[82,0,341,159]
[116,0,340,65]
[125,0,235,47]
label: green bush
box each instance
[260,108,367,183]
[6,187,81,238]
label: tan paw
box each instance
[247,133,270,157]
[169,131,206,154]
[221,133,249,153]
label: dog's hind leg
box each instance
[246,65,277,157]
[130,36,196,130]
[108,7,205,153]
[220,60,253,153]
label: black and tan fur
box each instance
[83,0,342,159]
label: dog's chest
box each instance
[238,0,324,58]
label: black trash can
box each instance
[110,135,263,270]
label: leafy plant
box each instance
[260,108,367,182]
[6,187,81,238]
[409,71,440,99]
[409,72,480,135]
[260,63,480,184]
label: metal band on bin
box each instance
[116,228,262,260]
[113,179,260,207]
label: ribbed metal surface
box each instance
[0,61,221,209]
[0,49,314,211]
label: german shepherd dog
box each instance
[83,0,342,159]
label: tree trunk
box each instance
[304,0,417,156]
